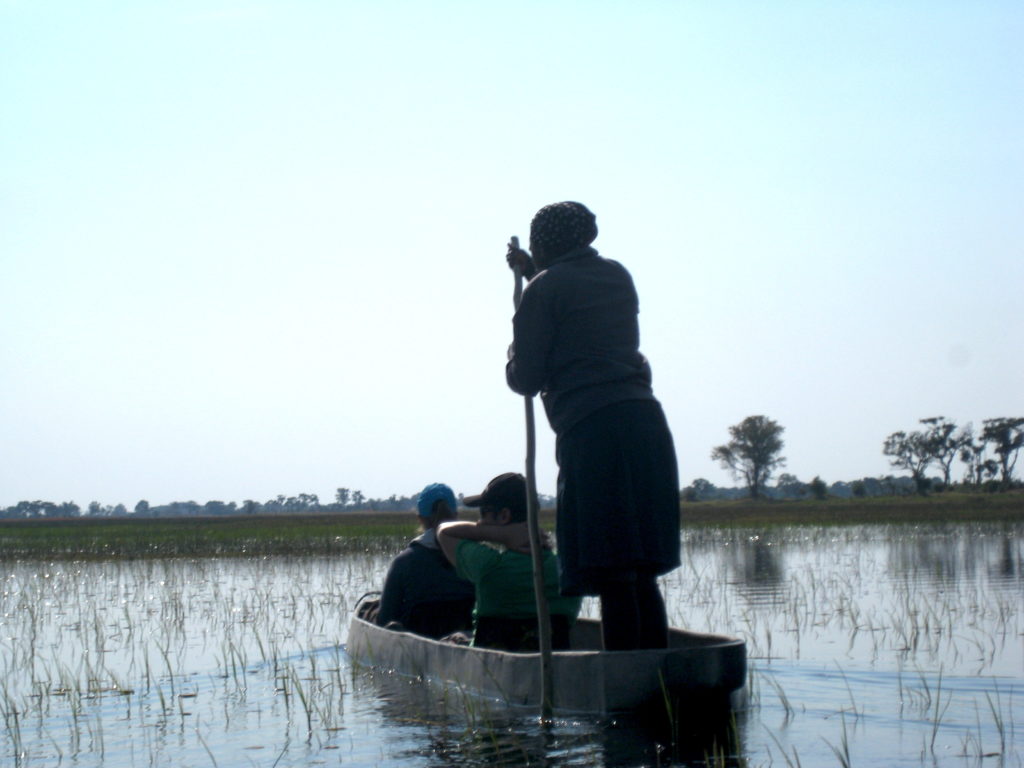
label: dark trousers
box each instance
[474,614,573,653]
[597,570,668,651]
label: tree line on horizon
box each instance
[4,416,1021,519]
[684,414,1023,502]
[0,487,560,520]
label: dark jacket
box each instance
[506,246,655,436]
[377,531,475,636]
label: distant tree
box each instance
[335,488,350,507]
[10,500,52,517]
[18,500,58,517]
[827,481,852,498]
[134,500,150,516]
[87,501,104,516]
[883,429,933,494]
[261,495,286,513]
[981,417,1024,489]
[203,501,235,515]
[808,476,828,500]
[774,473,807,499]
[681,478,716,502]
[711,415,786,499]
[168,501,201,516]
[879,475,895,495]
[59,501,81,517]
[851,480,867,498]
[959,424,998,487]
[919,417,964,486]
[351,490,365,509]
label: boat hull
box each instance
[347,616,746,714]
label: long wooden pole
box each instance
[511,235,554,719]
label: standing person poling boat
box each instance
[505,201,681,651]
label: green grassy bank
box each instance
[1,492,1021,560]
[680,490,1024,526]
[0,513,417,560]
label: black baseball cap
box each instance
[462,472,526,517]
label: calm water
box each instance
[1,522,1021,767]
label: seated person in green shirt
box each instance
[437,472,582,652]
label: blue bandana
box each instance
[417,483,457,518]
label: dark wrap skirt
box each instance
[555,398,681,596]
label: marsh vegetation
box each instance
[0,520,1020,766]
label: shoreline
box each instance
[2,491,1021,559]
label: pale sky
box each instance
[2,1,1022,508]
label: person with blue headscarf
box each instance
[375,483,475,638]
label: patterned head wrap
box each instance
[529,201,598,262]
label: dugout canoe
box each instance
[346,615,746,715]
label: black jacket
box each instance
[377,534,475,630]
[506,246,655,436]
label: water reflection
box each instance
[885,523,1023,586]
[352,666,746,767]
[723,532,788,607]
[992,533,1020,581]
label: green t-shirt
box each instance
[455,540,582,620]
